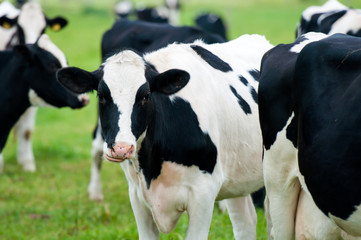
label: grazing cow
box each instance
[0,34,88,172]
[258,32,361,239]
[296,0,361,37]
[90,17,225,201]
[0,1,68,172]
[58,34,273,239]
[195,13,227,40]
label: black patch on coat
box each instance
[249,69,260,81]
[230,86,251,115]
[132,94,218,188]
[250,86,258,104]
[191,45,232,72]
[239,75,248,86]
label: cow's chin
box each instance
[105,154,127,163]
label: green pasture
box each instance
[1,0,361,239]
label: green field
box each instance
[1,0,360,239]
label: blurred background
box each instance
[1,0,360,239]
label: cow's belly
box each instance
[217,140,264,199]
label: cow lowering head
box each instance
[21,34,88,109]
[0,1,67,46]
[57,50,189,163]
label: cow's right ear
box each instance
[56,67,102,94]
[0,16,17,29]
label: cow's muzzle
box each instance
[105,143,135,163]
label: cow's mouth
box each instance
[105,154,127,163]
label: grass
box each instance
[1,0,361,239]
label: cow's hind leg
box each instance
[88,123,104,201]
[15,107,37,172]
[225,195,257,240]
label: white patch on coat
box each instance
[328,9,361,35]
[291,32,328,53]
[330,205,361,237]
[17,1,46,44]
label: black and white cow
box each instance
[58,34,273,239]
[87,18,226,201]
[258,32,361,239]
[296,0,361,37]
[0,1,68,172]
[0,34,88,172]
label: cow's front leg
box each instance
[15,107,37,172]
[88,124,104,201]
[225,195,257,240]
[185,192,215,240]
[128,185,159,240]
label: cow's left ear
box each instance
[0,16,17,29]
[150,69,190,95]
[46,16,68,31]
[57,66,102,94]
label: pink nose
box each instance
[110,143,134,160]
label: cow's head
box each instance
[17,34,88,109]
[57,50,189,163]
[0,1,67,45]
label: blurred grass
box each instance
[1,0,361,239]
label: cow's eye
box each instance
[140,93,150,106]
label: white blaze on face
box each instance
[17,2,46,44]
[102,51,147,154]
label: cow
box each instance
[195,13,228,40]
[87,18,226,201]
[0,34,88,172]
[296,0,361,38]
[0,1,68,172]
[57,34,273,239]
[258,32,361,239]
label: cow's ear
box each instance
[150,69,190,95]
[56,67,102,94]
[46,16,68,31]
[0,16,17,29]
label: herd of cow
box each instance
[1,0,361,239]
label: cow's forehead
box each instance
[103,50,146,95]
[18,2,46,44]
[37,34,67,67]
